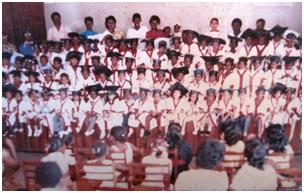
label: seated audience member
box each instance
[165,123,193,175]
[264,124,294,169]
[141,138,173,188]
[219,120,245,168]
[175,139,228,191]
[35,162,67,190]
[230,138,278,190]
[41,136,75,188]
[109,126,142,163]
[82,141,127,188]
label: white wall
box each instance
[43,2,302,35]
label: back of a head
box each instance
[35,162,62,189]
[223,122,243,146]
[92,141,108,157]
[48,136,63,153]
[265,124,287,152]
[165,123,182,149]
[245,138,267,170]
[110,126,126,142]
[196,139,225,169]
[62,133,74,147]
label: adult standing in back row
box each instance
[47,12,71,42]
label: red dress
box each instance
[146,30,164,39]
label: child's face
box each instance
[150,20,158,30]
[238,61,246,69]
[210,20,219,30]
[111,57,119,65]
[209,75,216,82]
[190,93,198,102]
[270,62,278,69]
[61,76,69,84]
[16,94,22,101]
[106,19,116,30]
[5,92,13,100]
[85,21,93,29]
[118,72,126,80]
[207,93,215,102]
[194,74,202,82]
[133,18,141,28]
[70,58,79,67]
[245,37,253,46]
[173,90,181,99]
[153,93,161,101]
[40,57,48,65]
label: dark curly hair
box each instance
[220,120,243,146]
[35,162,62,188]
[149,15,160,24]
[92,141,108,157]
[196,139,225,169]
[245,138,267,170]
[110,126,126,142]
[265,124,288,152]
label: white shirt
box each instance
[126,25,149,39]
[47,25,71,42]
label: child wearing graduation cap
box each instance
[166,50,182,71]
[238,28,258,57]
[264,56,284,89]
[225,35,242,61]
[106,51,123,83]
[248,56,267,97]
[132,66,151,95]
[226,57,250,90]
[198,34,212,57]
[180,30,200,56]
[153,69,171,92]
[138,39,155,67]
[75,65,95,91]
[207,37,226,57]
[284,32,301,57]
[100,86,128,139]
[188,69,206,96]
[24,71,42,93]
[64,51,83,89]
[2,85,18,135]
[280,56,300,88]
[151,40,169,69]
[268,25,288,56]
[115,66,132,98]
[286,87,301,142]
[170,36,182,52]
[254,30,271,57]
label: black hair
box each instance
[256,18,265,25]
[132,13,141,22]
[48,136,63,153]
[105,15,116,27]
[165,123,182,149]
[35,162,62,188]
[51,12,61,21]
[231,18,242,26]
[40,55,48,60]
[245,138,267,170]
[53,57,62,64]
[196,139,225,169]
[210,17,219,24]
[62,133,74,147]
[221,121,243,146]
[149,15,160,24]
[15,90,23,96]
[265,124,288,152]
[110,126,126,142]
[225,57,234,64]
[84,16,93,23]
[92,141,108,157]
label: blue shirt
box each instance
[19,42,34,55]
[80,30,98,38]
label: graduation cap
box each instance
[60,38,72,45]
[155,69,169,75]
[256,29,271,40]
[9,70,22,78]
[249,56,265,63]
[206,88,216,95]
[238,88,247,94]
[285,86,296,94]
[240,28,258,39]
[117,65,127,74]
[219,88,234,95]
[128,38,139,45]
[168,82,189,96]
[193,69,204,76]
[104,34,114,41]
[3,52,12,60]
[107,51,123,59]
[268,55,282,64]
[227,35,242,43]
[286,32,297,40]
[184,30,199,39]
[198,34,213,43]
[91,55,101,61]
[141,39,155,47]
[184,53,194,60]
[255,86,267,93]
[189,89,201,96]
[68,32,81,39]
[238,57,248,64]
[283,56,299,65]
[209,70,218,77]
[125,55,135,63]
[104,85,120,94]
[210,37,226,45]
[171,66,189,77]
[71,89,82,96]
[137,66,147,74]
[270,25,288,37]
[201,56,220,65]
[66,51,82,61]
[3,84,18,94]
[23,55,38,65]
[139,87,150,94]
[40,86,54,94]
[85,84,103,93]
[58,87,69,93]
[80,65,91,73]
[123,88,132,94]
[152,89,162,95]
[153,59,163,66]
[81,38,93,46]
[269,82,287,94]
[166,50,181,59]
[24,71,40,77]
[94,66,113,77]
[15,56,24,63]
[43,69,53,75]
